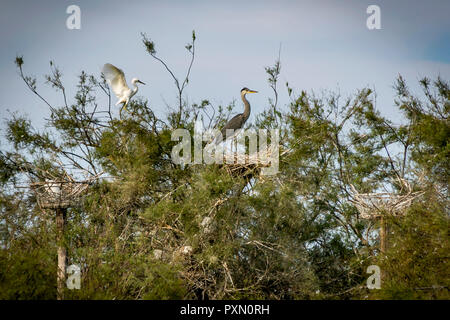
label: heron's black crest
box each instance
[241,87,249,92]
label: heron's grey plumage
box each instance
[213,87,257,145]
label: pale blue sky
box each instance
[1,0,449,136]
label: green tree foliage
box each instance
[0,33,448,299]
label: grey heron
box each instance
[213,87,258,145]
[102,63,146,118]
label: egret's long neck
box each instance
[132,82,139,96]
[241,92,251,121]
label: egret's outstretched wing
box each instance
[102,63,129,98]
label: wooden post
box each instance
[380,215,387,254]
[379,215,389,285]
[56,207,67,300]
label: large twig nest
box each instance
[350,178,424,219]
[218,145,285,177]
[30,172,102,209]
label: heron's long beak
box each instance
[248,89,258,93]
[137,80,146,85]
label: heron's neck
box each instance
[131,82,139,96]
[241,92,251,121]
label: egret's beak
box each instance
[137,80,146,85]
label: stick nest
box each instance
[220,145,282,177]
[30,172,102,209]
[350,177,424,219]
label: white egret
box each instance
[102,63,146,118]
[44,179,62,196]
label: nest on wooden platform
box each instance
[30,172,102,209]
[350,178,424,219]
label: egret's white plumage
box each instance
[102,63,145,117]
[45,180,61,195]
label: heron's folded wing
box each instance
[102,63,129,98]
[214,114,244,145]
[221,114,244,135]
